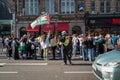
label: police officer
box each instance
[60,31,72,65]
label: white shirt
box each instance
[40,34,50,49]
[78,37,83,46]
[72,37,78,46]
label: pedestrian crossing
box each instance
[0,63,6,67]
[64,71,92,74]
[7,63,48,66]
[0,63,48,66]
[0,71,18,74]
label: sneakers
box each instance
[44,58,48,61]
[7,58,10,60]
[7,57,14,60]
[63,63,67,65]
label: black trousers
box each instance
[8,49,12,58]
[14,47,19,59]
[52,46,56,59]
[63,46,72,64]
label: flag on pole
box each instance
[30,14,50,29]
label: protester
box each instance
[6,37,12,60]
[87,34,95,61]
[104,34,114,52]
[19,36,26,59]
[81,35,88,61]
[50,35,57,60]
[12,37,20,60]
[40,31,51,60]
[72,34,79,57]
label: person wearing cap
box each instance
[60,31,72,65]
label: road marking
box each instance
[0,63,6,66]
[0,71,18,74]
[64,71,92,74]
[6,63,48,66]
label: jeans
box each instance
[88,48,94,61]
[82,47,88,60]
[72,45,77,56]
[59,45,63,60]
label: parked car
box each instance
[92,49,120,80]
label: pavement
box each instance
[0,48,98,80]
[0,47,98,80]
[0,59,98,80]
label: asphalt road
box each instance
[0,55,98,80]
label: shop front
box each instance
[85,14,120,35]
[0,20,13,37]
[57,22,69,35]
[42,22,55,34]
[0,0,13,37]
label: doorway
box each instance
[72,26,82,34]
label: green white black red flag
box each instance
[31,14,50,29]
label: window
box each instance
[45,0,55,14]
[25,0,38,15]
[116,0,120,13]
[91,1,95,14]
[100,0,111,13]
[106,1,111,13]
[61,0,75,14]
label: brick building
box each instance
[1,0,120,38]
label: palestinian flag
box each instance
[31,14,50,29]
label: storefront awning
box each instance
[27,24,40,32]
[42,22,55,32]
[88,14,120,19]
[57,22,69,32]
[0,20,13,24]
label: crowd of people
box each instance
[0,31,119,65]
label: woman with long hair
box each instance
[40,31,51,60]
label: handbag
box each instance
[19,45,25,51]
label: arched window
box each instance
[20,27,27,37]
[72,26,82,34]
[0,0,11,19]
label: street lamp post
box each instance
[84,11,89,34]
[13,0,17,37]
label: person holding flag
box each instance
[40,30,51,60]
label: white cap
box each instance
[61,31,66,35]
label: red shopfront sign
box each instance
[112,18,120,24]
[57,22,69,32]
[42,22,55,32]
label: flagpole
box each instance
[48,22,50,33]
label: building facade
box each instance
[1,0,120,38]
[0,0,13,36]
[85,0,120,35]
